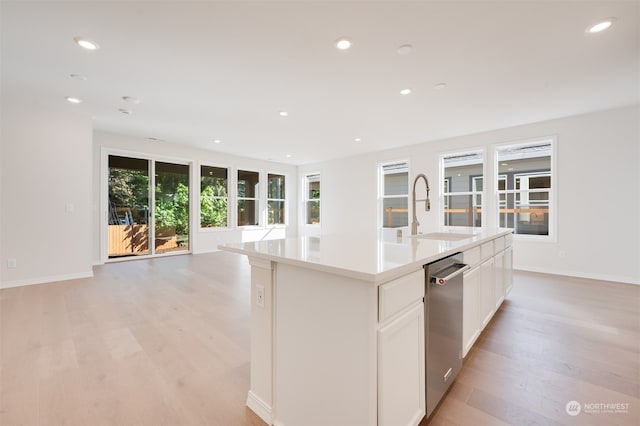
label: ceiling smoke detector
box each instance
[397,44,413,55]
[122,96,141,104]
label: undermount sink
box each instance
[409,232,477,241]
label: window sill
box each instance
[200,226,232,232]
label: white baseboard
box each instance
[513,265,639,285]
[247,390,273,425]
[192,247,221,255]
[1,270,94,289]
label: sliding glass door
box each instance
[155,162,189,254]
[107,154,189,259]
[108,156,151,257]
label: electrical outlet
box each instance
[256,285,265,308]
[7,258,17,268]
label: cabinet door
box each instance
[378,302,425,426]
[494,250,505,309]
[462,266,480,357]
[479,258,495,328]
[504,246,513,295]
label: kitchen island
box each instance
[220,228,513,426]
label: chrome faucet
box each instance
[411,173,431,235]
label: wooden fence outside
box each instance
[108,225,180,257]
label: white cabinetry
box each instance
[462,265,480,357]
[494,250,505,308]
[378,270,426,426]
[504,246,513,295]
[378,271,425,426]
[479,257,495,327]
[378,303,425,426]
[462,232,513,357]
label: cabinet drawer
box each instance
[480,241,494,261]
[379,270,424,323]
[463,246,481,268]
[505,233,513,247]
[494,236,505,252]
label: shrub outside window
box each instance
[305,174,320,225]
[200,165,228,228]
[268,173,286,225]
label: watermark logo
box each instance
[565,400,630,416]
[566,400,581,416]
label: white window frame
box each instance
[237,168,261,228]
[439,149,485,228]
[267,172,287,227]
[497,174,508,228]
[101,147,193,263]
[494,136,557,241]
[199,163,230,230]
[378,160,409,229]
[303,173,321,226]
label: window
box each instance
[268,173,286,225]
[107,155,190,259]
[497,140,553,237]
[441,151,484,227]
[108,155,150,257]
[200,165,228,228]
[304,174,320,225]
[238,170,259,226]
[155,162,190,254]
[380,161,409,228]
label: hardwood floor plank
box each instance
[2,253,638,426]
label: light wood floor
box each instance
[425,270,640,426]
[1,252,639,426]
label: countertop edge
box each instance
[219,229,513,284]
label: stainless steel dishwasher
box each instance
[424,253,470,418]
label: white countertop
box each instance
[219,228,513,283]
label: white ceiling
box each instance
[1,1,638,165]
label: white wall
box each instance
[93,131,298,264]
[1,93,94,288]
[299,106,640,284]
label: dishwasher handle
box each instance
[431,263,470,286]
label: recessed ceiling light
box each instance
[354,138,362,142]
[119,108,132,115]
[69,74,87,81]
[501,163,509,166]
[508,167,514,171]
[73,37,99,50]
[213,139,221,144]
[434,83,447,89]
[400,88,412,95]
[65,96,82,104]
[286,154,292,158]
[397,44,413,55]
[335,37,352,50]
[122,96,141,104]
[586,18,615,33]
[279,111,288,117]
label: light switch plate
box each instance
[256,284,265,308]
